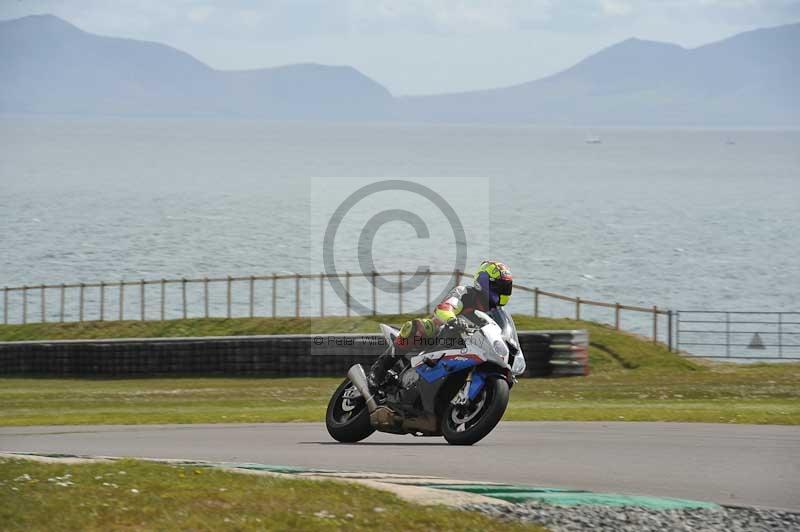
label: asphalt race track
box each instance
[1,422,798,510]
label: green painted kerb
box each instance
[417,483,720,510]
[227,463,313,474]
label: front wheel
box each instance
[326,378,375,443]
[441,377,509,446]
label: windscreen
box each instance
[488,307,526,375]
[488,307,519,345]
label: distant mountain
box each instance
[403,23,800,125]
[0,14,394,119]
[1,14,798,124]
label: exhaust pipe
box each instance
[347,364,378,413]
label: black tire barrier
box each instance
[0,330,589,378]
[519,332,552,377]
[545,330,590,377]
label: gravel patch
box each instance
[467,502,800,532]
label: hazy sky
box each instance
[2,0,799,95]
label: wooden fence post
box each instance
[161,279,166,321]
[652,305,658,343]
[78,283,84,322]
[60,284,66,323]
[295,274,301,318]
[345,272,351,317]
[118,281,124,321]
[203,277,209,318]
[534,287,539,317]
[249,276,255,318]
[271,274,277,318]
[227,276,232,318]
[575,296,581,321]
[99,281,105,321]
[140,279,146,321]
[372,271,377,316]
[319,275,324,318]
[667,310,673,352]
[398,270,403,315]
[425,268,431,310]
[181,278,187,319]
[725,311,731,357]
[614,303,620,330]
[22,286,28,324]
[40,284,46,323]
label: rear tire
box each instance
[325,378,375,443]
[441,377,509,446]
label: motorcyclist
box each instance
[368,260,513,390]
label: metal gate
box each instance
[676,311,800,360]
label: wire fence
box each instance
[676,311,800,360]
[1,269,673,347]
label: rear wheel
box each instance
[441,377,509,446]
[325,378,375,443]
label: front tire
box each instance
[441,377,509,446]
[326,378,375,443]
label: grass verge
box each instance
[1,367,797,426]
[0,457,544,531]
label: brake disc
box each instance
[450,390,486,426]
[341,386,359,412]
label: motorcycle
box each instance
[325,307,527,445]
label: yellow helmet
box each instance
[473,260,513,306]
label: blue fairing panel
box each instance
[468,371,486,400]
[468,368,510,399]
[416,356,481,383]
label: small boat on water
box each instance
[585,135,602,144]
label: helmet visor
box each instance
[495,277,512,306]
[495,278,513,296]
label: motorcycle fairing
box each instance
[376,313,516,426]
[414,352,484,383]
[410,319,513,403]
[468,370,486,400]
[412,358,504,414]
[488,307,527,376]
[414,353,494,410]
[415,365,464,415]
[470,367,513,397]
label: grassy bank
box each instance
[0,315,798,426]
[0,458,543,531]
